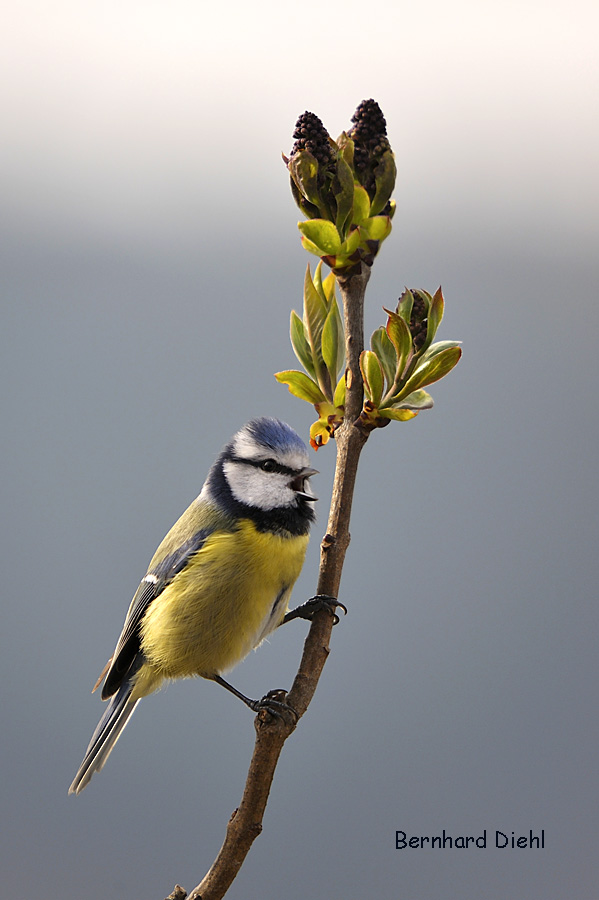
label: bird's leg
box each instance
[282,594,347,627]
[211,675,297,723]
[212,674,257,709]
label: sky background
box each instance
[2,1,598,898]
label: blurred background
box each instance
[2,1,598,897]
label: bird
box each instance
[69,417,321,795]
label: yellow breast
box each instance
[138,519,309,685]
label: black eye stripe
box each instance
[230,456,297,477]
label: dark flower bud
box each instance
[348,99,392,197]
[350,98,388,142]
[286,100,395,272]
[408,290,429,352]
[291,111,334,169]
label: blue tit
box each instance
[69,417,318,795]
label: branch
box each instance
[182,264,372,900]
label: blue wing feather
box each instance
[101,527,212,699]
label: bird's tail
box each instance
[69,677,140,795]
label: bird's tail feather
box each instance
[69,678,140,795]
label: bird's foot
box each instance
[283,594,347,626]
[252,689,298,726]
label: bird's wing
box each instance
[100,526,212,699]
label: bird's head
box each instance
[204,418,318,533]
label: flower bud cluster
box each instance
[285,100,396,275]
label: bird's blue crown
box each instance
[241,417,309,458]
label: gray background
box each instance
[2,1,598,897]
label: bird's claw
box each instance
[253,689,298,726]
[284,594,347,626]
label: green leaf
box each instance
[318,268,343,378]
[389,389,434,410]
[333,374,346,408]
[303,265,328,324]
[289,176,320,219]
[420,340,462,362]
[371,326,397,390]
[360,350,384,406]
[333,156,356,236]
[302,266,329,392]
[322,305,341,382]
[304,266,336,399]
[274,370,326,404]
[358,215,392,242]
[289,150,327,215]
[425,286,444,347]
[300,235,327,258]
[312,260,325,301]
[385,309,413,380]
[370,151,397,216]
[298,219,342,256]
[377,407,418,421]
[322,270,337,303]
[290,310,315,378]
[336,131,354,169]
[339,227,361,258]
[397,288,414,323]
[352,184,371,224]
[396,346,462,398]
[333,297,345,373]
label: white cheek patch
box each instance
[223,461,296,510]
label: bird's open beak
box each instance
[290,467,318,501]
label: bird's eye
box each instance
[260,459,277,472]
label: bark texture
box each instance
[182,264,372,900]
